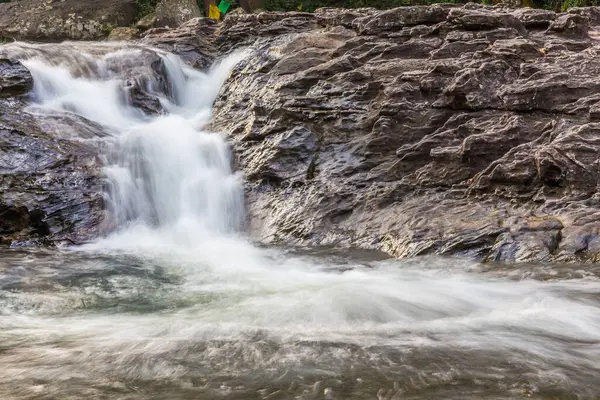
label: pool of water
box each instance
[2,243,600,400]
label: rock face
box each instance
[0,0,137,41]
[0,59,104,245]
[156,0,203,28]
[208,5,600,263]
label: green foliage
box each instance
[529,0,600,11]
[102,24,115,35]
[136,0,159,18]
[559,0,588,10]
[264,0,478,12]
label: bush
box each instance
[136,0,159,18]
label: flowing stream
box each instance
[2,42,600,400]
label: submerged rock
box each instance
[208,5,600,263]
[0,59,33,97]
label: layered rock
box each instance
[0,59,104,245]
[208,5,600,263]
[0,0,137,41]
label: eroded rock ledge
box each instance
[209,5,600,263]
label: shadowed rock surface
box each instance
[0,60,104,245]
[208,5,600,263]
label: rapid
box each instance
[1,42,600,399]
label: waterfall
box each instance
[4,42,246,245]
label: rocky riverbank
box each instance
[209,5,600,264]
[4,3,600,263]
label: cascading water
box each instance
[5,42,246,243]
[2,42,600,400]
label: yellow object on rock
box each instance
[208,4,221,21]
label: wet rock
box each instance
[447,8,527,35]
[156,0,202,28]
[0,101,105,244]
[0,0,137,41]
[209,5,600,263]
[568,6,600,25]
[0,204,30,236]
[125,80,165,115]
[356,5,449,35]
[0,59,33,97]
[215,12,318,55]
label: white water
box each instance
[2,42,600,398]
[16,43,246,241]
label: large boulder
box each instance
[0,0,137,41]
[155,0,202,28]
[136,13,158,31]
[208,6,600,264]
